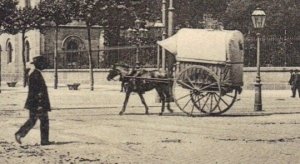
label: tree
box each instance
[222,0,300,35]
[38,0,72,89]
[67,0,112,91]
[0,0,18,28]
[0,0,18,93]
[103,1,131,47]
[174,0,228,28]
[4,6,39,87]
[103,0,162,46]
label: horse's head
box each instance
[107,64,130,81]
[107,66,120,81]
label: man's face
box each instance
[34,61,47,70]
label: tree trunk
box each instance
[54,26,58,89]
[87,26,94,91]
[21,31,26,87]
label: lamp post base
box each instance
[254,82,262,111]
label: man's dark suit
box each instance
[16,68,51,143]
[290,73,300,97]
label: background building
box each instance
[0,0,103,82]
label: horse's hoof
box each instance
[145,112,149,115]
[168,109,174,113]
[159,113,163,116]
[119,112,124,115]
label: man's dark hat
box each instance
[31,56,46,64]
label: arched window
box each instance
[7,42,12,63]
[25,0,31,7]
[25,41,30,62]
[62,36,84,69]
[66,40,79,68]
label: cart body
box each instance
[158,28,244,87]
[157,28,244,115]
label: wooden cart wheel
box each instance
[196,88,238,115]
[173,66,221,116]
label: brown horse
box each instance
[107,64,173,115]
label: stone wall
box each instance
[243,67,295,90]
[1,67,296,90]
[37,67,296,90]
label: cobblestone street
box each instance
[0,85,299,163]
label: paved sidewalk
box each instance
[1,84,300,116]
[0,84,299,164]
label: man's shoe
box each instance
[15,134,22,144]
[41,141,54,146]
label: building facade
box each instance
[0,0,103,82]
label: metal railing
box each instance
[42,35,300,69]
[244,36,300,67]
[43,45,158,69]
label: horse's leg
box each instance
[120,91,131,115]
[156,88,165,116]
[120,81,124,92]
[138,93,149,115]
[164,85,174,113]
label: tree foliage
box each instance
[222,0,300,35]
[37,0,72,28]
[174,0,228,28]
[0,0,18,31]
[4,6,39,34]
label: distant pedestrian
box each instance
[290,69,300,98]
[15,56,52,145]
[289,69,295,97]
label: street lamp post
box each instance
[168,0,174,36]
[125,19,149,67]
[252,8,266,111]
[153,19,164,70]
[161,0,167,70]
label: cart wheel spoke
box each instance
[211,89,238,115]
[198,82,218,91]
[190,102,195,115]
[187,76,196,89]
[182,97,192,111]
[177,80,194,90]
[201,94,210,110]
[176,93,192,101]
[213,94,223,112]
[215,94,230,107]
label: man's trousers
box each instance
[15,110,49,143]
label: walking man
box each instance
[15,56,52,145]
[290,69,300,98]
[289,69,296,97]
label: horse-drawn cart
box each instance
[158,28,244,116]
[107,28,244,116]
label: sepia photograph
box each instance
[0,0,299,163]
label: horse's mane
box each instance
[113,63,130,69]
[113,63,132,73]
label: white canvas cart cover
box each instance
[157,28,244,64]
